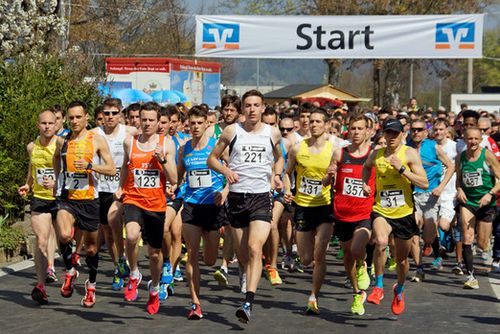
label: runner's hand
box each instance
[166,183,177,199]
[362,183,371,197]
[114,188,123,201]
[283,191,294,204]
[431,186,443,197]
[479,193,492,208]
[274,175,283,193]
[74,159,89,170]
[18,184,29,197]
[154,145,165,162]
[224,168,239,184]
[456,188,467,204]
[42,175,55,190]
[214,188,228,207]
[389,155,402,171]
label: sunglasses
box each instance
[103,111,120,116]
[279,127,294,132]
[479,128,489,132]
[411,127,425,133]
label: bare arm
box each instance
[163,138,178,186]
[432,145,455,196]
[207,125,239,184]
[402,147,429,190]
[92,134,116,176]
[18,143,34,197]
[176,145,186,185]
[362,150,377,196]
[323,147,340,186]
[455,153,467,204]
[478,149,500,207]
[52,137,64,196]
[283,143,299,202]
[271,127,284,190]
[115,139,130,200]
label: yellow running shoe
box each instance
[180,253,188,265]
[387,258,397,272]
[351,291,367,315]
[306,299,319,315]
[356,262,370,291]
[268,267,282,286]
[463,275,479,289]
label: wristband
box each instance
[86,163,93,171]
[398,166,406,174]
[158,157,167,164]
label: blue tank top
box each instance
[183,137,225,204]
[412,139,442,192]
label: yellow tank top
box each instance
[58,131,98,200]
[373,145,414,218]
[31,137,56,200]
[294,138,333,207]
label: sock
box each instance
[431,237,440,259]
[463,244,474,276]
[59,242,73,271]
[308,294,316,302]
[36,282,45,290]
[356,260,364,269]
[150,283,159,294]
[375,274,384,288]
[221,265,228,273]
[245,291,255,304]
[130,269,140,279]
[85,253,99,284]
[365,244,375,267]
[395,283,405,295]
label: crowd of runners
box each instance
[18,91,500,322]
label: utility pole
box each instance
[467,59,473,93]
[409,63,414,98]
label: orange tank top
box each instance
[58,131,98,200]
[123,134,167,212]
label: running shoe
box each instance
[423,243,433,257]
[294,257,304,273]
[452,262,464,275]
[267,267,282,286]
[173,265,183,282]
[160,262,173,285]
[187,303,203,320]
[239,273,247,294]
[431,257,443,271]
[31,284,48,305]
[367,287,384,305]
[235,302,252,323]
[305,299,320,315]
[356,262,370,291]
[336,248,344,260]
[351,291,367,315]
[124,272,142,302]
[492,260,500,273]
[180,252,188,266]
[387,258,397,272]
[463,275,479,289]
[282,255,294,272]
[116,257,130,279]
[146,281,160,315]
[60,270,79,298]
[344,276,352,289]
[159,282,168,301]
[45,268,58,283]
[330,236,339,247]
[111,273,124,291]
[391,284,405,315]
[71,252,81,267]
[167,282,175,296]
[410,268,425,282]
[213,268,229,287]
[81,280,96,308]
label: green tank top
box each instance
[460,148,495,207]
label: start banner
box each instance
[195,15,484,59]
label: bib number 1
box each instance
[188,169,212,188]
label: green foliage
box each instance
[475,30,500,88]
[0,214,26,251]
[0,56,102,220]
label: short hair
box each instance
[188,105,208,119]
[434,118,450,127]
[221,95,241,111]
[465,127,481,138]
[125,103,141,117]
[263,106,277,118]
[67,100,87,113]
[165,105,180,119]
[242,89,264,104]
[94,105,104,120]
[140,101,161,120]
[411,118,426,127]
[299,102,315,114]
[103,98,122,110]
[462,109,479,120]
[349,113,369,127]
[310,108,328,122]
[478,117,491,127]
[160,106,168,118]
[52,104,65,117]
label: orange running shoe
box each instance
[391,284,405,315]
[81,280,96,308]
[60,270,79,298]
[146,281,160,315]
[124,272,142,302]
[367,287,384,305]
[187,303,203,320]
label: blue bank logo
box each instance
[202,23,240,49]
[435,22,475,50]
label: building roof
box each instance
[264,84,324,99]
[264,84,370,102]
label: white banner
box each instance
[195,15,484,59]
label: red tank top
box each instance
[123,135,167,212]
[333,146,375,222]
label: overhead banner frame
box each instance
[195,14,484,59]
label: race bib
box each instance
[134,169,160,189]
[241,145,265,164]
[36,168,55,186]
[463,171,483,187]
[380,190,405,208]
[65,172,89,190]
[101,167,121,184]
[299,177,323,197]
[342,177,365,198]
[188,169,212,188]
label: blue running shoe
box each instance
[174,266,183,282]
[161,262,173,284]
[159,282,168,301]
[235,302,252,323]
[111,273,124,291]
[116,258,130,279]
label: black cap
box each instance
[383,118,403,133]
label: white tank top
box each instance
[228,123,274,193]
[97,124,126,193]
[439,138,457,201]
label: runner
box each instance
[324,114,375,315]
[283,108,335,315]
[408,118,454,281]
[456,127,500,289]
[363,118,428,315]
[124,103,141,130]
[207,89,284,323]
[177,106,228,319]
[117,101,177,314]
[53,104,70,137]
[91,98,137,290]
[52,101,116,308]
[18,110,59,304]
